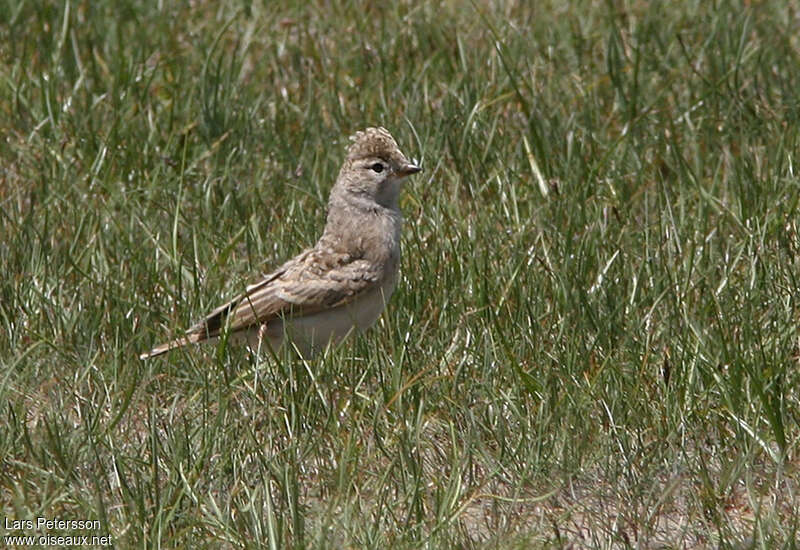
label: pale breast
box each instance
[249,275,397,358]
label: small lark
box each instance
[140,127,421,359]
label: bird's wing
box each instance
[186,249,384,341]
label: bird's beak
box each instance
[397,162,422,177]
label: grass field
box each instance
[2,1,800,547]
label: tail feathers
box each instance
[139,333,203,360]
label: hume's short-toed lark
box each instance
[140,127,421,360]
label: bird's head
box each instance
[335,127,421,209]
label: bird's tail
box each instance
[139,333,203,360]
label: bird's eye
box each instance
[370,162,384,173]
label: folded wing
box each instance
[194,251,382,339]
[140,248,383,359]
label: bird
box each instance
[140,127,422,360]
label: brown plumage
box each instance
[140,127,421,359]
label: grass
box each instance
[2,0,799,547]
